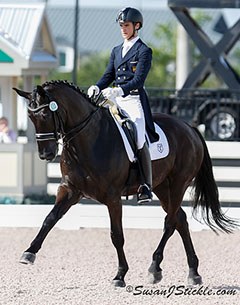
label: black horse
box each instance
[13,81,238,287]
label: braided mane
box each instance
[42,80,89,99]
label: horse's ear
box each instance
[12,88,32,100]
[36,85,46,97]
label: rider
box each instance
[88,7,159,204]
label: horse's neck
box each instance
[66,106,121,148]
[60,91,96,129]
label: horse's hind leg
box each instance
[176,207,202,285]
[107,202,128,288]
[20,185,81,264]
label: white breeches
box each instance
[116,95,146,149]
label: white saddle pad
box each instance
[111,112,169,162]
[147,123,169,161]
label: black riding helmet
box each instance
[116,7,143,29]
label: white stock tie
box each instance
[122,45,130,57]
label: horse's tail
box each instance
[192,127,239,234]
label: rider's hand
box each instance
[87,85,100,98]
[102,87,124,100]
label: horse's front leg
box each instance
[107,201,129,288]
[20,185,82,264]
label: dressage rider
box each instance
[88,7,159,204]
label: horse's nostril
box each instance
[39,152,55,161]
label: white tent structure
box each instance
[0,2,58,202]
[0,2,57,138]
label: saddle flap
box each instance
[121,119,138,155]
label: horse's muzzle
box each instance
[38,141,58,161]
[39,151,56,161]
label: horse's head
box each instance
[13,85,62,161]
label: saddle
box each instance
[91,93,169,162]
[94,94,138,157]
[91,93,169,200]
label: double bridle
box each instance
[28,101,62,142]
[28,94,99,146]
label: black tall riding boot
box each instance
[137,143,152,204]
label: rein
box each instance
[62,108,99,144]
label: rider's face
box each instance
[120,22,138,40]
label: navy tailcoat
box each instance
[96,38,159,143]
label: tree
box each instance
[146,10,218,88]
[49,52,110,90]
[146,22,177,88]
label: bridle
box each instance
[28,100,63,143]
[28,92,99,146]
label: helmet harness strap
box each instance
[129,22,139,40]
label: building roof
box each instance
[0,2,57,76]
[46,6,222,54]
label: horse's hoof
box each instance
[19,252,36,265]
[188,275,202,285]
[148,270,163,284]
[112,279,126,288]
